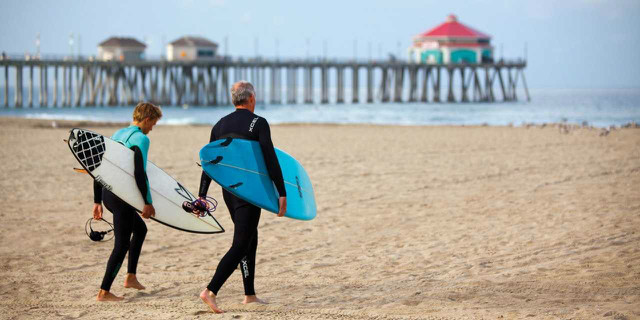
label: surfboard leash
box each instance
[85,218,115,242]
[182,196,218,218]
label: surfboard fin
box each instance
[63,139,68,143]
[196,162,202,167]
[221,137,233,146]
[228,182,243,189]
[73,168,89,174]
[209,156,223,165]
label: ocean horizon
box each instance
[0,88,638,128]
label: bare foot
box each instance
[124,273,146,290]
[200,288,224,313]
[97,289,124,302]
[243,295,268,305]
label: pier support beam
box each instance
[287,67,296,104]
[380,67,390,102]
[485,66,495,102]
[53,66,58,107]
[336,67,344,103]
[366,67,373,103]
[321,66,328,104]
[408,66,418,102]
[15,65,23,108]
[66,66,73,107]
[4,65,8,107]
[260,67,266,104]
[352,66,359,103]
[270,67,278,104]
[460,67,470,103]
[519,69,530,102]
[291,67,298,104]
[39,65,44,107]
[420,66,430,102]
[304,67,313,104]
[433,67,441,103]
[393,66,404,102]
[446,67,455,102]
[508,67,517,101]
[496,67,507,101]
[28,65,34,107]
[473,67,483,102]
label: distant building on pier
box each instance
[97,37,146,61]
[167,36,219,61]
[408,14,493,64]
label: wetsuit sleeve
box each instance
[132,146,152,205]
[93,180,103,204]
[198,126,216,197]
[257,119,287,197]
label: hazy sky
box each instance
[1,0,639,89]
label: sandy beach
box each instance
[0,117,638,320]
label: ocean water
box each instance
[0,88,638,128]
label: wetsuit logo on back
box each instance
[248,117,259,132]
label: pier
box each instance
[0,58,529,108]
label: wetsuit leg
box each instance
[127,211,147,274]
[100,190,135,291]
[240,229,258,296]
[207,191,261,295]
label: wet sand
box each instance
[0,117,638,319]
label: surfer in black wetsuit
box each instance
[198,81,287,313]
[92,102,162,302]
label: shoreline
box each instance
[1,115,637,131]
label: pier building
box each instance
[97,37,146,62]
[167,36,219,62]
[409,15,493,64]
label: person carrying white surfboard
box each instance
[92,102,162,301]
[197,81,287,313]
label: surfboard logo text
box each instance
[95,175,112,191]
[248,117,259,132]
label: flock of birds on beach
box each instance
[519,121,639,136]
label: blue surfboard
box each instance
[200,138,316,221]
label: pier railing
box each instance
[0,57,529,108]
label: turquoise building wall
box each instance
[421,50,443,64]
[450,49,477,64]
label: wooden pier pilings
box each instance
[0,59,528,108]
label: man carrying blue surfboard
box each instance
[198,81,287,313]
[92,102,162,301]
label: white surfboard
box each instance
[67,128,224,234]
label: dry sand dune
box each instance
[0,118,638,319]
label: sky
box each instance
[1,0,639,89]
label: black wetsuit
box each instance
[199,108,286,296]
[94,145,150,292]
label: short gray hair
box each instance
[231,81,255,106]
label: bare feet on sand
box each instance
[243,295,268,305]
[123,273,146,290]
[96,289,124,302]
[200,289,224,313]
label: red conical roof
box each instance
[416,15,490,39]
